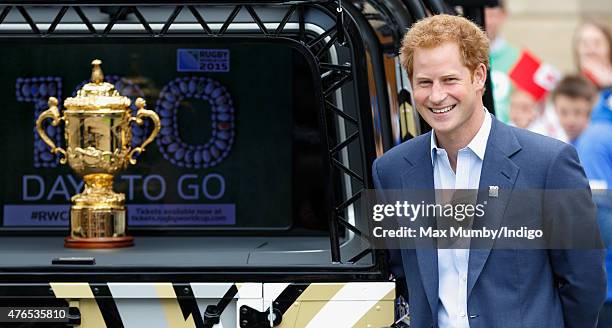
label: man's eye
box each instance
[445,78,458,82]
[418,81,432,86]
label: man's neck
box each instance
[435,107,486,171]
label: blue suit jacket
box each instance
[372,117,606,328]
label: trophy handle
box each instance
[128,98,161,165]
[35,97,67,164]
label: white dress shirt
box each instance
[430,110,492,328]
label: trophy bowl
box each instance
[35,59,160,248]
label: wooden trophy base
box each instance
[64,236,134,249]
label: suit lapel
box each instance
[398,121,522,312]
[468,119,521,297]
[400,133,438,319]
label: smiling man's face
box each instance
[412,41,486,138]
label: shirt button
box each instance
[460,312,466,317]
[461,275,467,282]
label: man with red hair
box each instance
[373,14,605,328]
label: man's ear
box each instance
[472,63,487,91]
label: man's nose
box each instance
[428,82,447,104]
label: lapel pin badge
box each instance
[488,186,499,198]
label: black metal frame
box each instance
[351,0,422,147]
[0,1,390,282]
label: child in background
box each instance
[508,87,567,141]
[509,88,539,129]
[508,50,567,141]
[551,75,598,146]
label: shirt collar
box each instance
[430,108,492,164]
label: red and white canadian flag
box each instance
[509,50,561,101]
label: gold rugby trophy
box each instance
[36,59,161,248]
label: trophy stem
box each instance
[84,173,114,190]
[65,173,133,249]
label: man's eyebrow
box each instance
[440,73,460,78]
[414,73,461,80]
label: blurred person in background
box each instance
[508,50,567,141]
[573,19,612,328]
[508,87,567,141]
[509,88,540,129]
[485,0,519,124]
[551,75,597,146]
[574,20,612,90]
